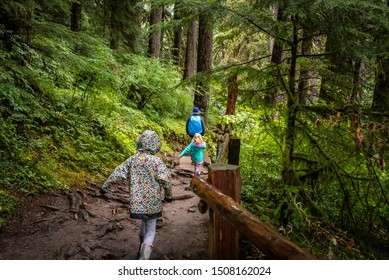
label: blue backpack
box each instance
[187,115,203,137]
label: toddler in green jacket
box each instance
[179,133,206,176]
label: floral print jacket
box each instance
[101,130,172,219]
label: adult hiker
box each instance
[186,107,206,137]
[100,130,172,260]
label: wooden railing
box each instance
[189,163,315,260]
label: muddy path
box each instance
[0,156,209,260]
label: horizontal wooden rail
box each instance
[190,176,315,260]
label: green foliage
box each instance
[204,0,389,259]
[229,103,389,259]
[235,108,284,224]
[2,0,389,260]
[116,54,193,119]
[0,189,18,228]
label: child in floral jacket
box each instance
[100,130,172,260]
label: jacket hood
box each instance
[136,130,162,154]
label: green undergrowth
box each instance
[0,189,18,228]
[234,106,389,259]
[0,22,195,230]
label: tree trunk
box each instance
[350,59,362,104]
[318,39,332,103]
[130,0,142,27]
[172,2,182,66]
[183,20,197,79]
[226,73,238,115]
[217,73,239,164]
[265,2,287,105]
[228,138,241,165]
[216,132,229,164]
[283,15,299,184]
[109,1,121,49]
[71,2,82,32]
[370,1,389,113]
[280,16,300,227]
[0,1,33,54]
[319,34,354,104]
[123,0,142,53]
[148,6,163,58]
[298,29,312,105]
[160,7,166,56]
[26,4,33,45]
[371,58,389,113]
[195,13,213,116]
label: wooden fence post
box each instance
[208,163,241,259]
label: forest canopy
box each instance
[1,0,389,259]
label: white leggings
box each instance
[140,218,157,245]
[194,162,201,176]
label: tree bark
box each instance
[370,1,389,113]
[265,2,287,105]
[216,132,229,164]
[228,138,241,165]
[148,6,163,58]
[71,2,82,32]
[226,73,238,115]
[109,1,121,49]
[130,0,142,27]
[172,2,182,66]
[195,13,213,116]
[282,15,300,184]
[350,59,362,104]
[183,20,197,79]
[371,58,389,113]
[298,29,312,105]
[280,16,300,227]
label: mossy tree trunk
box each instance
[280,15,300,226]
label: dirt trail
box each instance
[0,156,209,260]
